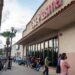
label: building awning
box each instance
[17,1,75,45]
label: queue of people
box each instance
[42,53,70,75]
[18,52,70,75]
[21,56,44,71]
[0,52,70,75]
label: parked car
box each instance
[0,60,3,70]
[18,60,26,65]
[15,56,22,63]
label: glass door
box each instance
[48,37,58,66]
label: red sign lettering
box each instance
[32,0,62,28]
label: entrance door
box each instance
[43,37,58,66]
[48,38,58,66]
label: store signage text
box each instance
[31,0,63,28]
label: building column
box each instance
[26,45,28,56]
[40,43,41,58]
[43,41,45,59]
[37,44,38,57]
[34,44,36,56]
[22,45,24,58]
[48,40,49,57]
[52,39,54,66]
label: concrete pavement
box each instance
[0,63,56,75]
[0,63,43,75]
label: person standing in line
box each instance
[60,53,70,75]
[43,56,49,75]
[56,54,61,75]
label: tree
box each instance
[0,28,16,45]
[0,49,3,55]
[0,28,17,69]
[0,31,11,38]
[0,31,11,57]
[0,31,16,39]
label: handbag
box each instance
[56,65,61,73]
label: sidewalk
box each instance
[40,66,56,75]
[0,63,42,75]
[0,62,56,75]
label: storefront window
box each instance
[36,44,40,58]
[49,40,53,48]
[38,44,40,51]
[16,45,20,50]
[39,43,44,58]
[26,37,58,66]
[43,41,48,58]
[45,41,48,48]
[31,45,33,56]
[41,42,44,49]
[54,38,58,52]
[35,44,38,57]
[28,46,30,56]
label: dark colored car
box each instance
[18,60,26,65]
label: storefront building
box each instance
[17,0,75,74]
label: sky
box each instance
[0,0,44,48]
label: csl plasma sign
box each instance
[31,0,63,28]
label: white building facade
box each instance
[11,44,23,58]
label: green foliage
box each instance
[0,31,11,37]
[0,30,16,45]
[0,31,16,38]
[0,49,3,55]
